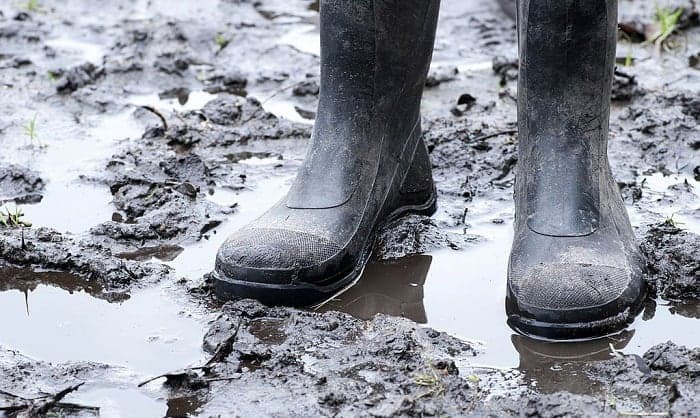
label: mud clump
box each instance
[92,95,308,250]
[202,71,248,96]
[55,62,105,94]
[90,95,308,251]
[292,80,319,97]
[641,222,700,300]
[611,69,645,102]
[584,342,700,417]
[152,300,700,417]
[492,56,519,86]
[374,214,480,260]
[0,164,44,204]
[425,66,459,88]
[0,227,170,295]
[187,299,481,417]
[680,94,700,121]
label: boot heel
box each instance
[395,139,437,217]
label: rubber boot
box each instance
[213,0,440,307]
[506,0,646,340]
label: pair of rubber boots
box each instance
[213,0,646,340]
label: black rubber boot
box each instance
[506,0,646,340]
[213,0,440,307]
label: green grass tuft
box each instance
[24,114,37,142]
[214,33,230,50]
[650,4,684,50]
[0,206,31,228]
[25,0,40,12]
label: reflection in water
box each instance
[669,300,700,319]
[0,267,106,302]
[321,248,699,375]
[117,245,185,262]
[319,255,432,323]
[166,394,206,418]
[249,317,289,345]
[512,331,633,395]
[0,271,206,375]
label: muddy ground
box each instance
[0,0,699,416]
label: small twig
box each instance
[140,105,169,131]
[32,382,85,415]
[139,320,242,387]
[0,406,26,413]
[261,82,302,104]
[663,74,691,88]
[206,320,243,366]
[0,382,97,416]
[471,129,517,142]
[0,389,24,399]
[138,366,211,387]
[205,377,241,383]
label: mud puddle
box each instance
[2,109,145,233]
[168,174,295,281]
[44,37,105,66]
[1,0,698,414]
[0,268,209,416]
[2,104,697,410]
[321,174,700,387]
[0,270,207,375]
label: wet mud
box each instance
[0,164,45,205]
[0,0,698,416]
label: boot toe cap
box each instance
[511,262,632,311]
[507,262,645,339]
[215,227,342,284]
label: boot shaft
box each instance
[318,0,440,125]
[516,0,618,237]
[288,0,440,209]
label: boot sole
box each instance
[212,188,438,308]
[506,290,646,342]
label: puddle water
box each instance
[260,97,314,125]
[19,181,113,234]
[0,270,207,375]
[45,38,105,65]
[168,173,295,281]
[67,387,165,418]
[279,23,320,56]
[129,91,219,113]
[4,109,144,233]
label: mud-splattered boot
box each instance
[506,0,646,339]
[213,0,440,307]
